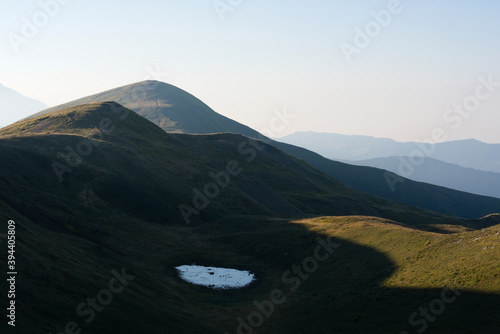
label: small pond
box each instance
[175,265,255,289]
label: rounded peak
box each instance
[0,101,169,142]
[137,80,162,84]
[122,80,195,95]
[126,80,173,89]
[70,101,124,110]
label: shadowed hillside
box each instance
[29,81,500,219]
[1,102,499,333]
[0,102,471,227]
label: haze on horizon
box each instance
[1,0,499,143]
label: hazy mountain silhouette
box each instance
[349,156,500,199]
[279,131,500,173]
[0,83,47,128]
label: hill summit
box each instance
[34,81,260,137]
[1,101,167,142]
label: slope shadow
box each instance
[0,212,499,334]
[196,217,500,334]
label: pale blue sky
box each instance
[1,0,499,142]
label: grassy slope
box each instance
[1,103,499,333]
[294,216,500,292]
[0,102,473,228]
[26,81,500,219]
[1,212,498,334]
[199,216,500,334]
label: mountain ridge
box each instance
[348,156,500,199]
[4,101,471,227]
[30,81,500,219]
[31,81,260,138]
[279,131,500,173]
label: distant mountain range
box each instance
[31,81,500,219]
[278,131,500,173]
[0,83,47,128]
[349,156,500,199]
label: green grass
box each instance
[292,216,500,292]
[3,212,498,333]
[1,102,499,333]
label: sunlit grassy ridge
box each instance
[1,101,168,141]
[291,216,500,292]
[194,216,500,333]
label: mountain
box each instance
[278,131,500,173]
[32,81,257,137]
[349,156,500,199]
[31,81,500,220]
[278,131,407,160]
[0,83,48,128]
[433,139,500,173]
[0,102,466,227]
[1,102,499,333]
